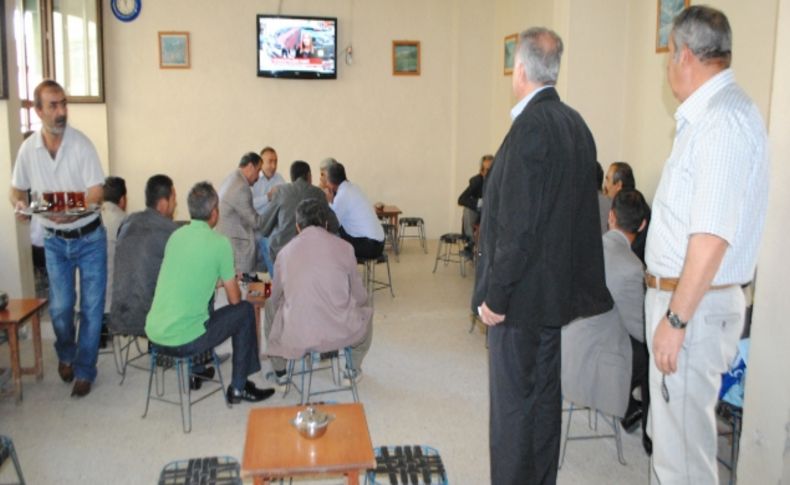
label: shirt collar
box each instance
[510,85,553,121]
[675,69,734,125]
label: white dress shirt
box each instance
[330,181,385,241]
[645,69,769,285]
[251,171,286,214]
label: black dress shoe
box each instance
[189,366,215,390]
[71,379,92,397]
[226,381,275,404]
[620,409,643,434]
[643,433,653,456]
[58,362,74,383]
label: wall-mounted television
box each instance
[257,15,337,80]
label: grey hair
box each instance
[671,5,731,66]
[187,181,218,221]
[295,198,328,230]
[516,27,564,85]
[320,157,338,171]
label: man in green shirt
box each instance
[146,181,274,403]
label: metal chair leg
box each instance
[559,402,574,469]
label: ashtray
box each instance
[291,406,334,439]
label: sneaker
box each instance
[226,380,275,404]
[265,369,289,386]
[343,369,363,386]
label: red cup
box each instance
[264,281,272,298]
[68,191,85,209]
[42,192,55,210]
[53,192,66,212]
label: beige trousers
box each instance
[646,285,744,485]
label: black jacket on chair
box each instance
[472,86,612,328]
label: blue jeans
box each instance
[44,224,107,382]
[258,236,274,277]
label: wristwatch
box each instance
[665,309,688,329]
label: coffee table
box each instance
[242,403,376,484]
[0,299,47,403]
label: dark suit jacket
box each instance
[259,178,339,261]
[472,87,612,327]
[109,208,178,336]
[458,173,484,211]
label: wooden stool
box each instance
[0,299,46,404]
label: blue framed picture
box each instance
[656,0,690,52]
[159,31,190,69]
[504,34,517,75]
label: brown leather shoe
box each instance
[58,362,74,383]
[71,379,91,398]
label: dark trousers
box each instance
[161,301,260,390]
[339,226,384,259]
[626,336,650,433]
[488,322,561,485]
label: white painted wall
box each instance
[104,0,475,237]
[738,1,790,481]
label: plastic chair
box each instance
[365,445,447,485]
[283,347,359,405]
[432,233,470,277]
[0,435,25,485]
[559,402,626,468]
[142,346,229,433]
[158,456,241,485]
[398,217,428,254]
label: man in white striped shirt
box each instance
[644,6,769,483]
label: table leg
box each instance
[6,324,22,404]
[346,470,360,485]
[32,312,43,380]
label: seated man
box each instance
[266,198,372,380]
[561,189,648,419]
[145,182,274,403]
[260,160,339,273]
[110,175,177,339]
[101,176,127,348]
[457,154,493,255]
[325,161,384,259]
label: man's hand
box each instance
[13,200,31,222]
[652,316,686,374]
[323,187,334,204]
[267,186,279,201]
[478,302,505,326]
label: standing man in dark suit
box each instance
[472,27,612,484]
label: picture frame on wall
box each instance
[159,31,191,69]
[656,0,690,52]
[392,41,420,76]
[504,33,517,75]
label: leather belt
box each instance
[47,216,102,240]
[644,272,737,292]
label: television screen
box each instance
[257,15,337,79]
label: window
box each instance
[15,0,103,132]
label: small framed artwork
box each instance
[159,31,191,69]
[504,33,517,75]
[656,0,690,52]
[392,41,420,76]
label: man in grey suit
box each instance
[561,190,648,419]
[216,152,266,275]
[260,160,339,272]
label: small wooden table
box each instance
[242,403,376,484]
[0,298,47,403]
[375,205,402,229]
